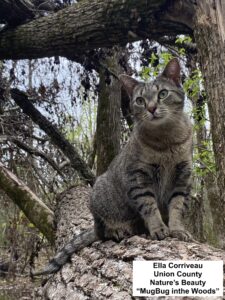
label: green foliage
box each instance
[141,51,173,79]
[66,98,97,166]
[193,140,216,178]
[183,69,204,99]
[175,36,192,57]
[175,36,192,44]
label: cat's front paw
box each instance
[170,229,193,242]
[150,225,169,240]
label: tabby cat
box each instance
[33,58,193,276]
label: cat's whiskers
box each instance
[134,116,145,127]
[165,113,182,123]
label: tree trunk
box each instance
[184,54,218,246]
[0,0,193,61]
[96,48,122,175]
[35,185,225,300]
[0,162,55,243]
[193,0,225,247]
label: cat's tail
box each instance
[32,228,98,276]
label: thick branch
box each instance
[0,0,193,61]
[10,88,95,186]
[38,186,225,299]
[0,162,55,244]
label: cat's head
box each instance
[119,58,185,126]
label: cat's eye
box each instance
[158,89,168,99]
[136,97,145,106]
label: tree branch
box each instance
[38,185,225,299]
[157,36,197,53]
[0,162,55,244]
[0,0,194,61]
[9,88,95,186]
[0,135,64,177]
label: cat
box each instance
[33,58,193,276]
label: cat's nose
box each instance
[147,104,157,114]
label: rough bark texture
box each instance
[0,162,55,244]
[96,48,122,176]
[0,0,193,61]
[9,88,95,186]
[34,185,225,300]
[193,0,225,247]
[185,54,218,246]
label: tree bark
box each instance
[0,0,193,61]
[0,162,55,243]
[184,54,218,246]
[9,88,95,186]
[35,185,225,300]
[193,0,225,247]
[96,48,122,175]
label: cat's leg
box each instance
[94,214,131,242]
[168,195,192,241]
[126,167,169,240]
[168,161,193,241]
[129,192,169,240]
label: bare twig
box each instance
[9,88,95,186]
[3,135,64,177]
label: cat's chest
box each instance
[137,148,188,186]
[141,146,187,168]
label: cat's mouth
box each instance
[148,112,163,121]
[138,111,165,124]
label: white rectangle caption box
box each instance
[133,260,223,297]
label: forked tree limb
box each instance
[10,88,95,186]
[0,162,55,244]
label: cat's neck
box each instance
[133,113,192,151]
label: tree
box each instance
[96,47,123,175]
[193,1,225,245]
[36,185,225,300]
[0,1,192,61]
[1,0,225,297]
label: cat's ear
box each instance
[161,58,181,86]
[119,74,139,97]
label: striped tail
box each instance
[32,228,98,276]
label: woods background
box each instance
[0,0,225,299]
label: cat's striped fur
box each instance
[33,58,193,276]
